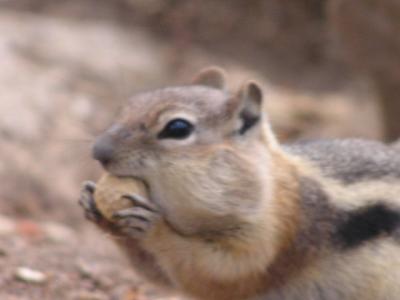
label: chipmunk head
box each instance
[93,67,277,235]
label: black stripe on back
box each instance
[336,203,400,249]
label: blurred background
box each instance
[0,1,399,299]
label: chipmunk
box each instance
[79,67,400,300]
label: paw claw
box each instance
[113,206,160,239]
[122,193,158,212]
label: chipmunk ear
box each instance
[235,81,263,135]
[192,66,226,89]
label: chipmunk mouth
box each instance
[103,162,147,183]
[105,166,140,179]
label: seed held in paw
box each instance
[94,173,148,220]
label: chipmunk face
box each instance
[93,67,274,235]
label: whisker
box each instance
[48,137,94,144]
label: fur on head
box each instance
[92,67,278,235]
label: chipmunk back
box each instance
[80,67,400,300]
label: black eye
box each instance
[158,119,194,139]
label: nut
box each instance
[94,173,148,220]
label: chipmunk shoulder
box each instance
[80,67,400,300]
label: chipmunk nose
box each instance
[92,134,115,167]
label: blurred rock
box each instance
[42,221,75,243]
[15,267,47,284]
[76,261,97,279]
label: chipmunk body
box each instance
[79,68,400,300]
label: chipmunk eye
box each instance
[158,119,194,139]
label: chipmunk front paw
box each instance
[79,181,102,222]
[79,181,118,234]
[112,193,161,239]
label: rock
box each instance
[42,221,75,243]
[76,261,95,279]
[15,267,47,284]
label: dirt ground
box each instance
[0,3,384,300]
